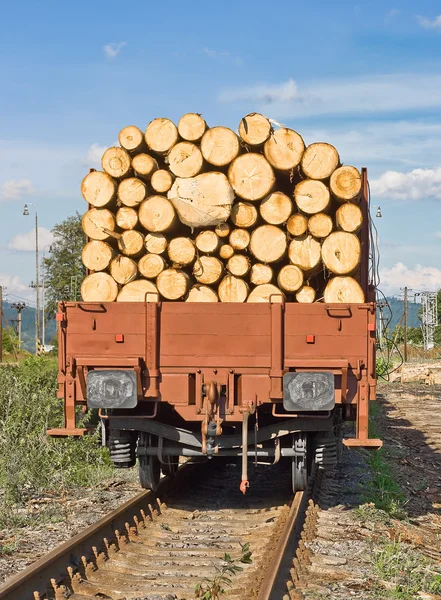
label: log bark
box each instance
[307,213,333,238]
[151,170,174,193]
[168,172,234,228]
[288,235,321,272]
[119,125,146,153]
[287,214,308,237]
[118,177,148,208]
[168,142,204,178]
[193,256,223,285]
[200,126,240,166]
[117,230,145,257]
[110,255,138,284]
[82,240,114,272]
[132,153,158,180]
[227,254,251,277]
[321,232,361,275]
[177,113,207,142]
[324,276,365,303]
[116,207,138,230]
[138,196,176,232]
[81,272,118,302]
[263,128,305,171]
[301,143,340,180]
[229,228,251,251]
[330,166,362,203]
[238,113,272,146]
[250,225,287,263]
[186,285,218,302]
[247,284,284,303]
[168,237,196,266]
[250,263,273,285]
[117,279,158,302]
[102,147,132,178]
[294,180,331,215]
[145,118,179,153]
[144,232,168,255]
[81,171,116,208]
[336,202,363,233]
[260,191,293,225]
[215,223,230,238]
[277,265,304,293]
[82,208,116,241]
[195,230,219,254]
[157,269,190,300]
[296,286,316,303]
[219,244,234,260]
[218,276,249,303]
[230,201,258,229]
[228,153,275,201]
[138,253,166,279]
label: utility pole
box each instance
[404,286,408,362]
[11,303,26,347]
[23,203,40,354]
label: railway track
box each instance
[0,461,322,600]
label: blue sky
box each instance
[1,0,441,304]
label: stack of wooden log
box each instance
[80,113,365,303]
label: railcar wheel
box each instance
[162,455,179,477]
[138,433,161,490]
[292,432,308,492]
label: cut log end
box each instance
[296,286,316,303]
[193,256,223,285]
[215,223,231,238]
[116,206,139,230]
[321,232,361,275]
[247,284,284,303]
[200,126,240,166]
[151,170,174,193]
[227,254,251,277]
[82,240,114,272]
[294,180,331,215]
[138,254,166,279]
[118,125,145,153]
[230,201,258,229]
[260,191,293,225]
[238,113,272,146]
[145,118,179,154]
[102,147,132,179]
[277,265,304,293]
[263,128,305,171]
[168,142,203,178]
[287,214,308,237]
[330,166,362,203]
[250,263,273,285]
[118,230,145,257]
[288,235,322,272]
[195,230,220,254]
[307,213,333,239]
[139,196,176,233]
[219,244,234,260]
[110,255,138,285]
[168,237,196,266]
[157,269,190,300]
[81,273,118,302]
[118,177,148,208]
[144,232,168,255]
[178,113,207,142]
[132,153,158,180]
[82,208,116,241]
[186,285,218,302]
[324,277,365,303]
[81,171,116,208]
[229,228,251,251]
[250,225,287,263]
[117,279,158,302]
[301,143,340,180]
[218,276,249,303]
[228,153,275,201]
[336,202,363,233]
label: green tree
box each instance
[43,213,86,318]
[2,327,19,355]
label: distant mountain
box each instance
[2,302,56,352]
[379,297,421,331]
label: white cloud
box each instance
[8,228,54,252]
[0,273,34,302]
[371,166,441,200]
[417,14,441,30]
[380,263,441,295]
[2,179,35,201]
[103,42,127,58]
[86,143,106,169]
[220,78,302,104]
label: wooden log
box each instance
[151,170,174,193]
[157,269,190,300]
[82,208,116,241]
[110,255,138,285]
[215,222,231,238]
[260,191,293,225]
[238,113,272,146]
[168,237,196,266]
[287,214,308,237]
[229,228,251,251]
[168,172,234,228]
[138,196,176,232]
[294,180,331,215]
[178,113,207,142]
[296,286,316,303]
[119,125,146,154]
[81,171,116,208]
[330,166,362,203]
[277,265,304,293]
[117,279,158,302]
[250,263,273,285]
[263,128,305,171]
[250,225,287,263]
[102,147,132,178]
[82,240,114,272]
[307,213,333,238]
[168,142,204,178]
[335,202,363,233]
[195,230,220,254]
[218,276,249,303]
[117,230,145,257]
[81,272,118,302]
[200,126,240,166]
[186,285,218,302]
[324,276,365,303]
[321,232,361,275]
[247,284,284,303]
[219,244,234,260]
[118,177,148,208]
[230,201,258,229]
[138,253,166,279]
[193,256,223,285]
[301,143,340,180]
[144,232,168,255]
[227,254,251,277]
[288,235,321,272]
[228,153,275,201]
[145,118,179,153]
[116,207,138,230]
[132,153,158,180]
